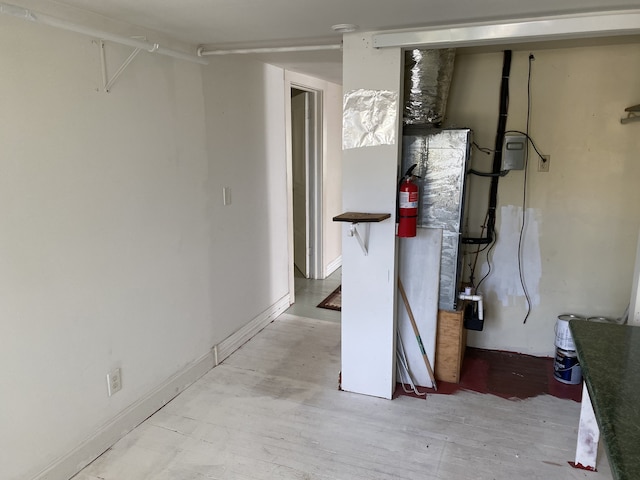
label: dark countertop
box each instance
[569,321,640,480]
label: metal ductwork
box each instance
[400,48,467,311]
[403,48,456,126]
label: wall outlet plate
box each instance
[538,155,550,172]
[106,368,122,396]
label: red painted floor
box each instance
[395,347,582,402]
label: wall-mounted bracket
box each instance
[348,223,370,255]
[333,212,391,256]
[621,104,640,124]
[98,40,144,93]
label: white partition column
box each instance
[340,33,403,399]
[630,227,640,325]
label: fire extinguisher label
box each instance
[399,191,418,209]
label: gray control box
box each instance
[502,133,527,171]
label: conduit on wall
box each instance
[0,2,208,65]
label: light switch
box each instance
[223,187,231,206]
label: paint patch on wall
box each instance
[480,205,542,307]
[342,89,398,149]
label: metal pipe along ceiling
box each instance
[0,2,208,65]
[197,44,342,56]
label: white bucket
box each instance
[553,347,582,385]
[554,314,584,350]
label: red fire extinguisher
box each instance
[398,165,419,238]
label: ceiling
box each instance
[51,0,640,84]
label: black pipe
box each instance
[462,50,512,245]
[468,168,509,178]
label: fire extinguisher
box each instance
[398,164,419,238]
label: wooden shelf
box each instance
[333,212,391,256]
[333,212,391,223]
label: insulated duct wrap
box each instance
[403,49,456,126]
[402,128,471,310]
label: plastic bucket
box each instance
[553,347,582,385]
[554,314,584,350]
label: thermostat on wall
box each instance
[502,133,527,171]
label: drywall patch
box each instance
[480,205,542,307]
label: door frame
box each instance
[291,89,312,278]
[285,77,324,303]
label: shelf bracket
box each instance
[98,40,143,93]
[333,212,391,256]
[621,104,640,124]
[348,223,370,256]
[620,112,640,124]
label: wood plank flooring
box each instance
[73,313,612,480]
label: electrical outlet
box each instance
[538,155,550,172]
[106,368,122,396]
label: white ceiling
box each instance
[52,0,640,84]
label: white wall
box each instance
[202,56,290,343]
[0,4,293,480]
[322,78,344,274]
[341,32,403,399]
[284,71,343,280]
[445,43,640,355]
[0,11,212,480]
[630,227,640,324]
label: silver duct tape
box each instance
[343,89,398,150]
[402,129,471,310]
[403,49,456,126]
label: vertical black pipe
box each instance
[486,50,512,240]
[461,50,511,245]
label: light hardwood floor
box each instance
[74,313,612,480]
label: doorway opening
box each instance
[290,86,322,283]
[286,80,341,322]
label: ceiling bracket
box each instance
[98,40,142,93]
[1,2,207,65]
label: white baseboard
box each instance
[214,294,290,365]
[33,352,215,480]
[33,296,291,480]
[325,255,342,277]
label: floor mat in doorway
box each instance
[317,285,341,311]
